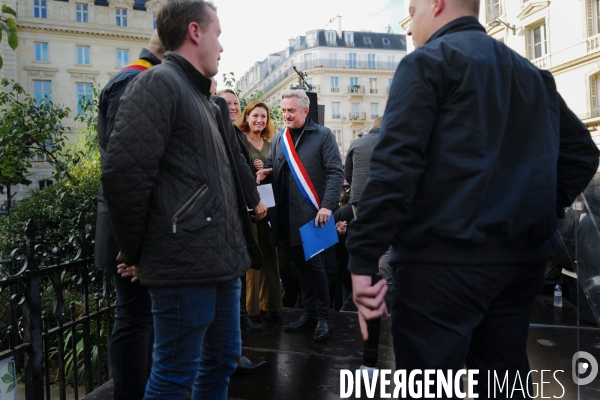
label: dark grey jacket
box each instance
[102,52,256,286]
[266,118,344,246]
[95,48,160,271]
[344,127,380,205]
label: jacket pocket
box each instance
[171,184,209,233]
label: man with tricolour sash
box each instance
[257,89,344,341]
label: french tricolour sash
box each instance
[280,128,321,211]
[123,59,154,72]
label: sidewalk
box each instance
[82,295,599,400]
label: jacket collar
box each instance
[426,16,485,45]
[138,47,161,66]
[163,51,212,98]
[302,116,317,132]
[368,127,380,135]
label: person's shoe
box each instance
[284,313,316,331]
[235,355,267,374]
[241,315,263,331]
[312,319,329,341]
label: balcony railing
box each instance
[371,114,380,119]
[332,114,341,119]
[348,85,365,94]
[386,86,391,94]
[591,106,600,118]
[293,59,400,71]
[370,88,379,94]
[331,87,340,93]
[349,112,366,120]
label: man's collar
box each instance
[138,47,161,66]
[426,16,485,45]
[163,52,212,98]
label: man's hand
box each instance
[253,201,268,221]
[253,159,264,171]
[336,221,348,235]
[116,253,140,282]
[314,207,332,227]
[256,168,273,184]
[351,274,388,341]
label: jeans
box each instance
[390,261,545,399]
[144,279,241,400]
[110,270,154,400]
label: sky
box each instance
[213,0,406,88]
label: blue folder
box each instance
[299,217,339,261]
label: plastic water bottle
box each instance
[554,283,563,307]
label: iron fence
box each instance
[0,213,115,400]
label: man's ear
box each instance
[187,21,202,46]
[433,0,445,17]
[303,107,309,117]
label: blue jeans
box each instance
[144,279,242,400]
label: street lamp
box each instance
[489,18,516,34]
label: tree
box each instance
[0,5,19,69]
[0,164,31,214]
[0,79,73,187]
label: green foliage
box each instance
[0,79,73,183]
[0,5,19,70]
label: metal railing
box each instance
[369,88,379,94]
[331,87,340,93]
[348,85,365,94]
[293,59,399,71]
[0,214,115,400]
[349,112,367,121]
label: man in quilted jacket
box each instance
[101,0,266,398]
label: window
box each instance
[371,103,379,119]
[352,130,362,142]
[303,52,313,68]
[39,179,53,189]
[527,23,548,60]
[116,49,129,67]
[382,38,391,45]
[37,140,53,165]
[326,31,336,45]
[33,80,52,103]
[350,77,359,87]
[486,0,503,23]
[33,0,47,18]
[116,8,128,27]
[369,78,378,94]
[77,46,90,65]
[329,52,339,67]
[76,4,88,22]
[367,54,376,69]
[363,37,372,45]
[351,103,360,119]
[76,83,93,114]
[387,55,396,68]
[35,42,49,62]
[345,32,354,46]
[331,77,339,93]
[153,13,157,29]
[590,73,600,116]
[332,102,341,119]
[333,129,342,146]
[349,53,357,68]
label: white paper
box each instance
[257,184,276,208]
[247,184,276,210]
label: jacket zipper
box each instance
[172,184,208,233]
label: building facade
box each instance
[236,19,407,156]
[401,0,600,147]
[0,0,155,205]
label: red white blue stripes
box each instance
[280,128,321,211]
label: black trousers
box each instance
[110,270,154,400]
[391,261,545,399]
[279,240,330,319]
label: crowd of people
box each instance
[94,0,600,399]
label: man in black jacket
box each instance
[102,1,266,398]
[257,89,344,341]
[347,0,599,396]
[344,116,382,216]
[95,30,163,400]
